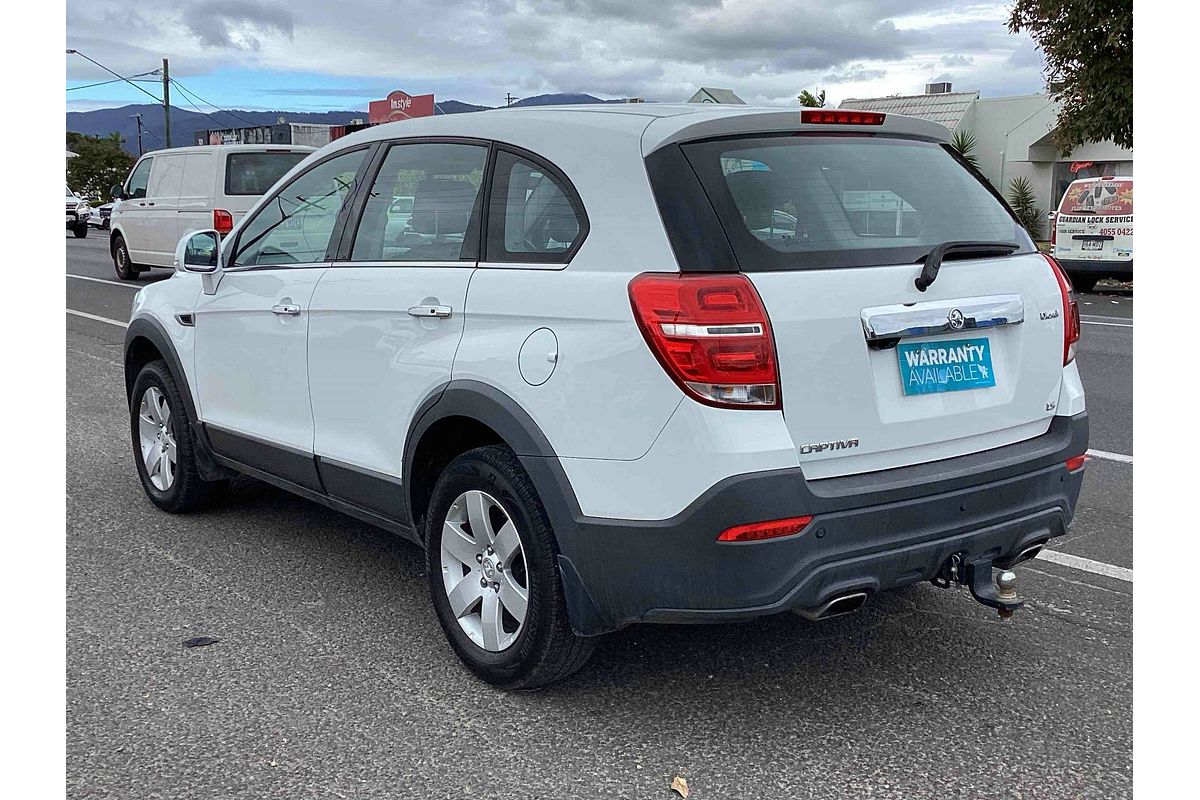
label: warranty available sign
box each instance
[897,338,996,395]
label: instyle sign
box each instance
[368,91,436,124]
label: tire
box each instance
[130,360,228,513]
[1071,275,1099,293]
[426,445,595,688]
[72,223,88,239]
[112,234,139,281]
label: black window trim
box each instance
[481,143,590,266]
[332,136,495,267]
[226,143,376,272]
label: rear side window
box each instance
[676,135,1032,270]
[485,150,585,263]
[125,157,153,199]
[350,142,487,262]
[225,151,309,196]
[233,149,366,267]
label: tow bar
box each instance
[931,553,1022,618]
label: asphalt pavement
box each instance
[66,232,1133,799]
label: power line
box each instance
[65,49,162,104]
[67,70,161,92]
[168,77,259,127]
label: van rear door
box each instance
[664,132,1069,479]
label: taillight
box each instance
[1065,455,1087,472]
[213,209,234,235]
[1044,253,1080,365]
[801,109,885,125]
[718,515,813,543]
[628,273,781,409]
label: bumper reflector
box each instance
[1065,455,1087,472]
[717,515,813,543]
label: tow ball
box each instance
[931,553,1022,618]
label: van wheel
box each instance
[72,223,88,239]
[112,234,139,281]
[425,445,595,688]
[130,360,229,513]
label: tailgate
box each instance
[750,253,1066,478]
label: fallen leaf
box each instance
[183,636,219,648]
[671,775,690,798]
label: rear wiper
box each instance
[914,241,1020,292]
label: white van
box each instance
[109,144,314,280]
[1050,175,1133,292]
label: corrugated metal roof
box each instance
[839,91,979,130]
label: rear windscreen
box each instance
[224,152,308,196]
[678,135,1033,270]
[1057,179,1132,216]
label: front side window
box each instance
[125,158,153,199]
[351,142,487,262]
[680,135,1032,270]
[233,149,366,267]
[486,150,584,262]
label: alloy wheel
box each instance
[439,490,530,652]
[137,386,176,491]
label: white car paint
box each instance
[131,104,1084,524]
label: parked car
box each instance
[1049,175,1133,292]
[123,105,1088,688]
[88,200,116,230]
[65,186,91,238]
[108,144,314,280]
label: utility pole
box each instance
[130,113,144,155]
[505,92,518,106]
[161,58,171,148]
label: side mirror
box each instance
[110,184,126,201]
[175,230,221,274]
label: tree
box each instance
[949,129,979,167]
[1007,176,1044,239]
[798,89,826,108]
[66,132,136,201]
[1008,0,1132,152]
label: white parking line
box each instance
[1037,549,1133,582]
[67,309,128,329]
[67,274,139,289]
[1087,449,1133,464]
[1080,318,1133,328]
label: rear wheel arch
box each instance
[403,381,576,540]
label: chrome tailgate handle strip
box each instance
[861,294,1023,342]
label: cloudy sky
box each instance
[66,0,1048,113]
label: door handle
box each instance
[408,305,452,318]
[272,303,301,316]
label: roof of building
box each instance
[839,90,980,130]
[687,87,746,105]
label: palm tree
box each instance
[1007,176,1043,239]
[950,128,979,167]
[798,89,826,108]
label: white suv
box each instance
[124,105,1088,687]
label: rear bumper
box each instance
[535,412,1088,635]
[1057,258,1132,277]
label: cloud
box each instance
[66,0,1047,108]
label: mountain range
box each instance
[66,93,615,154]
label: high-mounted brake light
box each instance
[213,209,234,235]
[1043,253,1080,365]
[1065,455,1087,472]
[629,273,781,409]
[718,515,813,543]
[801,109,885,126]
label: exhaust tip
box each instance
[795,591,868,621]
[1015,543,1045,565]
